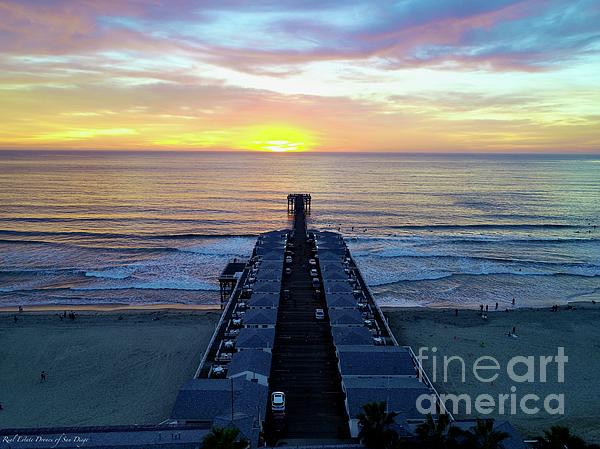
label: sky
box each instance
[0,0,599,152]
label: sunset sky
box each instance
[1,0,599,152]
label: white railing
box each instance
[194,265,248,378]
[404,345,454,420]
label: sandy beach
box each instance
[385,303,600,444]
[0,309,218,428]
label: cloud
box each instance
[0,0,598,73]
[0,0,599,151]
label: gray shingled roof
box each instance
[332,326,374,346]
[329,308,364,326]
[320,268,349,280]
[254,264,282,281]
[345,376,432,420]
[247,293,279,308]
[254,249,284,260]
[337,346,416,376]
[227,349,272,379]
[317,250,345,261]
[320,261,346,270]
[251,280,281,293]
[325,293,358,309]
[243,309,278,326]
[323,279,353,294]
[171,378,268,423]
[256,260,282,271]
[236,328,275,349]
[212,416,261,449]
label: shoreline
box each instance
[0,303,221,313]
[1,299,595,315]
[381,299,598,312]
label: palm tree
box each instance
[415,413,459,448]
[357,401,399,449]
[538,426,586,449]
[463,419,509,449]
[202,426,249,449]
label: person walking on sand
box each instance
[495,302,498,310]
[40,371,47,382]
[512,297,516,306]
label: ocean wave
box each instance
[72,280,219,292]
[362,269,600,286]
[84,268,133,280]
[353,255,600,285]
[347,234,599,247]
[388,223,583,230]
[0,229,256,240]
[0,280,219,293]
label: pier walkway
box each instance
[266,196,349,440]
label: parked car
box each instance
[312,278,320,288]
[315,308,325,320]
[309,259,317,266]
[310,268,318,277]
[231,318,243,328]
[211,365,226,377]
[271,391,285,412]
[285,267,292,275]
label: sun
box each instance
[260,140,303,152]
[238,124,316,152]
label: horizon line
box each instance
[0,148,599,155]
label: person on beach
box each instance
[18,305,23,313]
[485,305,488,312]
[495,302,498,310]
[40,371,47,382]
[512,297,515,306]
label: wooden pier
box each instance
[287,193,311,214]
[266,194,349,441]
[218,261,246,307]
[175,194,448,448]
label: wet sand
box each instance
[385,303,600,444]
[0,310,219,428]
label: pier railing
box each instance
[348,253,399,346]
[348,246,453,420]
[194,264,250,379]
[404,345,454,420]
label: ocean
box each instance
[1,151,599,308]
